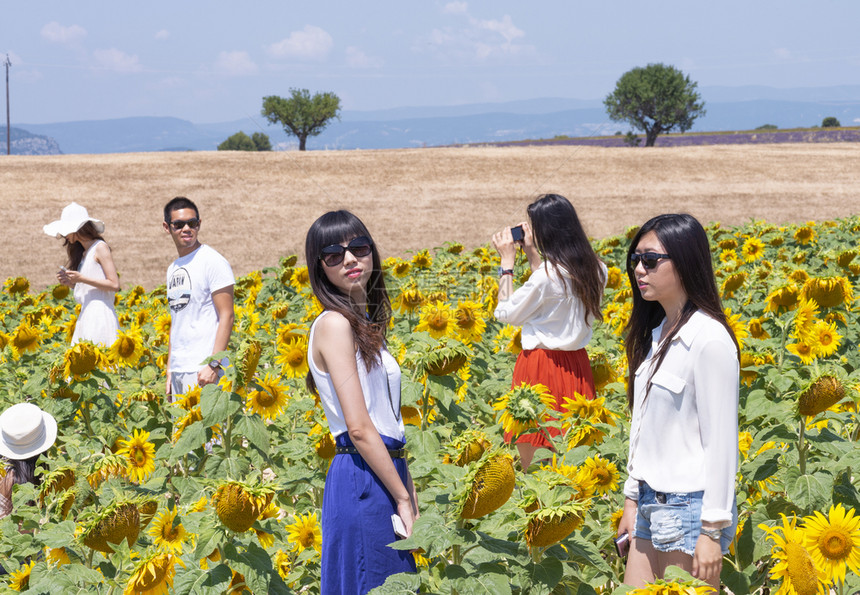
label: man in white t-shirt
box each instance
[163,196,235,398]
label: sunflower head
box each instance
[801,276,853,309]
[245,373,289,421]
[235,339,263,387]
[124,551,180,595]
[443,430,491,467]
[63,341,110,380]
[117,429,157,484]
[459,452,516,519]
[286,511,322,554]
[525,503,585,548]
[798,374,846,417]
[51,284,70,300]
[109,327,146,367]
[759,514,827,595]
[803,503,860,585]
[148,507,189,553]
[81,501,141,553]
[493,382,555,438]
[212,481,275,533]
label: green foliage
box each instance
[822,116,841,128]
[604,63,706,146]
[756,124,778,131]
[218,131,256,151]
[261,89,341,151]
[251,132,272,151]
[623,131,641,147]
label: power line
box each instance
[5,54,11,155]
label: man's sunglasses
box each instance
[320,236,373,267]
[169,218,200,231]
[629,252,671,270]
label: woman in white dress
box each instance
[44,203,120,346]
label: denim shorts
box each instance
[634,481,734,556]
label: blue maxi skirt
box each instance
[321,433,417,594]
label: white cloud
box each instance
[345,46,382,68]
[774,47,792,60]
[477,15,523,44]
[92,48,142,73]
[267,25,333,60]
[443,1,468,14]
[41,21,87,44]
[155,29,170,40]
[214,50,259,75]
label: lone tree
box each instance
[822,116,841,128]
[604,63,705,147]
[261,89,341,151]
[218,131,256,151]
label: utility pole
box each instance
[4,54,10,155]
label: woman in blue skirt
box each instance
[306,210,418,594]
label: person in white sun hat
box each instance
[0,403,58,520]
[43,202,120,346]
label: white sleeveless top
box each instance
[308,311,405,440]
[72,239,119,346]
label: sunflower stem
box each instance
[80,403,95,437]
[798,419,807,476]
[420,383,430,431]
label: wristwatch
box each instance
[498,267,514,277]
[208,359,221,370]
[700,527,722,541]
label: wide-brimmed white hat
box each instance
[0,403,58,460]
[43,202,105,238]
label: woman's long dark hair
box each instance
[64,221,106,271]
[6,456,41,487]
[304,211,392,393]
[624,214,739,409]
[527,194,605,323]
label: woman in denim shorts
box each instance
[617,214,740,589]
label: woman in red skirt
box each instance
[492,194,607,471]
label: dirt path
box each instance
[4,143,859,290]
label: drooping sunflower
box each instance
[721,271,747,298]
[414,300,456,339]
[63,341,111,381]
[765,284,800,312]
[392,284,424,314]
[582,455,619,496]
[759,514,828,595]
[117,429,157,483]
[286,511,322,554]
[741,237,765,262]
[9,321,41,359]
[801,276,853,309]
[803,504,860,585]
[8,560,35,591]
[245,373,289,421]
[748,317,770,339]
[797,375,846,417]
[123,551,181,595]
[493,382,555,438]
[4,276,30,295]
[148,507,189,554]
[109,326,146,367]
[794,225,816,245]
[234,339,262,388]
[275,336,309,378]
[453,300,487,343]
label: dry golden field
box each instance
[4,142,859,290]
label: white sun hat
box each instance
[0,403,58,460]
[43,202,105,238]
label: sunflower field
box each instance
[1,217,859,594]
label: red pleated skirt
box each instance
[505,348,596,449]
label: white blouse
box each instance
[622,310,739,525]
[308,311,406,441]
[494,262,606,351]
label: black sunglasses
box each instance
[320,236,373,267]
[169,218,200,231]
[629,252,671,270]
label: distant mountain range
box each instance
[0,126,62,155]
[10,85,860,155]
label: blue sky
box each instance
[4,1,859,124]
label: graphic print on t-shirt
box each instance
[167,267,192,312]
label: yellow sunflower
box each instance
[748,317,770,339]
[719,248,739,264]
[290,266,310,291]
[765,284,799,313]
[9,322,41,359]
[605,266,624,290]
[628,579,715,594]
[786,340,818,365]
[148,508,189,553]
[286,511,322,554]
[123,552,181,595]
[582,455,619,496]
[492,325,522,355]
[759,514,828,595]
[392,284,424,314]
[791,297,819,342]
[453,300,486,343]
[794,225,816,245]
[801,276,853,309]
[5,276,30,294]
[109,326,146,367]
[63,341,111,381]
[8,560,35,591]
[493,382,555,437]
[117,429,157,483]
[255,501,281,548]
[803,504,860,585]
[810,320,841,358]
[724,308,748,347]
[411,250,433,268]
[741,237,765,262]
[274,549,292,580]
[245,373,289,421]
[414,300,456,339]
[275,336,309,378]
[389,258,412,278]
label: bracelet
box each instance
[498,267,514,277]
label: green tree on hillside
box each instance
[218,131,256,151]
[251,132,272,151]
[604,63,706,147]
[261,89,341,151]
[822,116,841,128]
